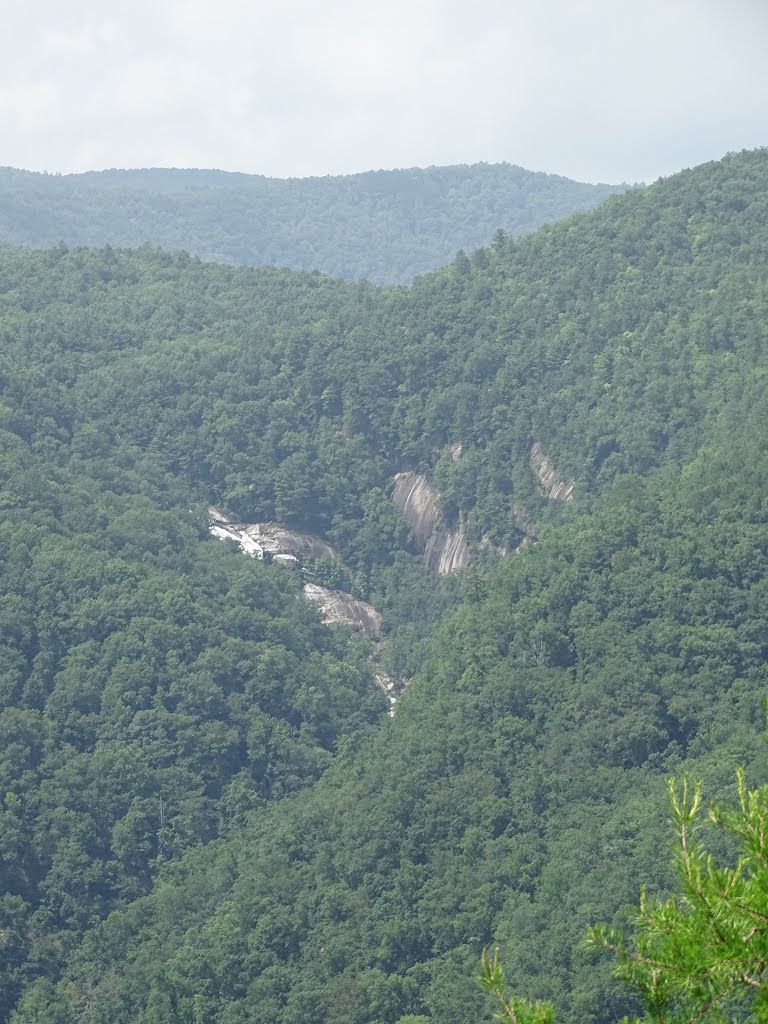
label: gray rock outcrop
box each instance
[208,507,337,561]
[391,472,468,573]
[302,583,382,640]
[529,442,574,502]
[209,506,404,709]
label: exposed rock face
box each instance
[302,583,382,640]
[390,474,438,549]
[208,507,337,561]
[209,506,404,709]
[302,586,400,710]
[374,672,398,712]
[209,518,265,558]
[391,472,468,573]
[428,526,469,575]
[529,442,574,502]
[209,508,380,638]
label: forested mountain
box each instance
[0,163,625,283]
[1,148,768,1023]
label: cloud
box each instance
[0,0,766,182]
[38,20,119,59]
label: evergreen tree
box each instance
[483,770,768,1023]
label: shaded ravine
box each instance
[208,442,573,706]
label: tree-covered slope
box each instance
[0,162,625,284]
[12,438,768,1024]
[1,148,768,1023]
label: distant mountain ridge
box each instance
[0,162,626,283]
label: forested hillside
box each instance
[0,163,625,283]
[1,148,768,1024]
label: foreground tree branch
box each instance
[483,770,768,1024]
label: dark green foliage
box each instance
[1,148,768,1023]
[486,770,768,1023]
[0,163,625,284]
[0,250,395,1015]
[16,447,768,1023]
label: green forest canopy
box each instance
[0,162,625,284]
[0,148,766,1023]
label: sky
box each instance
[2,0,767,185]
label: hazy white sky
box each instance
[2,0,767,184]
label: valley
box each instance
[0,147,767,1024]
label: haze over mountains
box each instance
[0,148,767,1024]
[0,162,625,283]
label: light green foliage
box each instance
[591,771,768,1023]
[481,948,554,1024]
[486,770,768,1024]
